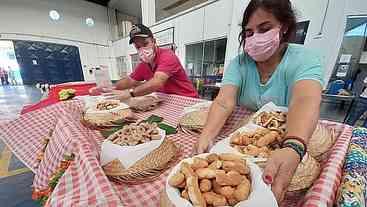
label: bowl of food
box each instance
[166,153,277,207]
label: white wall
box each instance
[0,0,115,81]
[120,0,367,85]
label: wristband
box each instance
[281,136,308,153]
[282,142,305,160]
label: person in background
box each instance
[346,76,367,127]
[89,24,198,99]
[0,67,5,85]
[8,66,17,85]
[3,68,9,85]
[195,0,323,203]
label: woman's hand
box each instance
[193,136,214,154]
[262,148,301,203]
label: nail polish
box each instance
[264,175,273,184]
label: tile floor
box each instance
[0,85,41,207]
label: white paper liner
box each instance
[166,153,278,207]
[182,101,212,115]
[100,128,166,168]
[210,102,288,163]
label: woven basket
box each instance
[126,96,162,112]
[81,109,136,130]
[308,124,336,159]
[103,139,180,184]
[288,153,321,192]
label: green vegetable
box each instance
[100,126,125,138]
[158,123,177,135]
[146,115,163,124]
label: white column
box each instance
[141,0,156,26]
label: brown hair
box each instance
[239,0,297,50]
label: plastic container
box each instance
[95,67,112,88]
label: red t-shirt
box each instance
[129,48,198,98]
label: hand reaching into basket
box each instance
[262,148,301,204]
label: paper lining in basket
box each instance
[103,139,179,183]
[101,128,166,168]
[125,94,163,112]
[179,101,212,132]
[166,153,278,207]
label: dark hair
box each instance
[239,0,297,50]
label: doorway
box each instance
[0,41,23,86]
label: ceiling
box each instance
[83,0,141,18]
[84,0,110,7]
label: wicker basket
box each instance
[102,139,180,184]
[80,109,136,130]
[308,124,336,159]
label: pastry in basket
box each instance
[107,122,161,146]
[95,100,120,111]
[126,95,162,112]
[168,153,251,207]
[287,153,321,191]
[253,111,287,136]
[230,128,281,158]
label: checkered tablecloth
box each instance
[0,93,354,207]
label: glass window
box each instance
[155,0,209,22]
[131,54,140,70]
[116,56,128,78]
[185,38,227,80]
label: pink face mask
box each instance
[138,46,155,63]
[244,27,280,62]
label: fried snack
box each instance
[256,131,280,147]
[222,160,249,175]
[234,177,251,201]
[187,176,207,207]
[177,180,186,189]
[208,160,222,170]
[168,154,252,206]
[203,192,228,206]
[199,179,212,192]
[218,186,235,199]
[96,100,120,111]
[216,170,243,186]
[107,122,161,146]
[195,168,217,179]
[168,172,185,187]
[207,154,219,163]
[191,158,209,170]
[218,153,243,161]
[182,189,190,200]
[181,162,196,177]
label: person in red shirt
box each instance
[90,24,198,99]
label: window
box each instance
[185,38,227,80]
[116,56,128,78]
[155,0,209,22]
[131,54,140,70]
[116,11,138,39]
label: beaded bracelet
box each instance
[282,142,306,160]
[281,136,308,153]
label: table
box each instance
[0,93,357,207]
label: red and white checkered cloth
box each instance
[0,94,353,207]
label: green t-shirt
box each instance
[222,44,324,111]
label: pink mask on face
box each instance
[138,46,155,63]
[244,27,281,62]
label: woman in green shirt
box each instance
[195,0,323,203]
